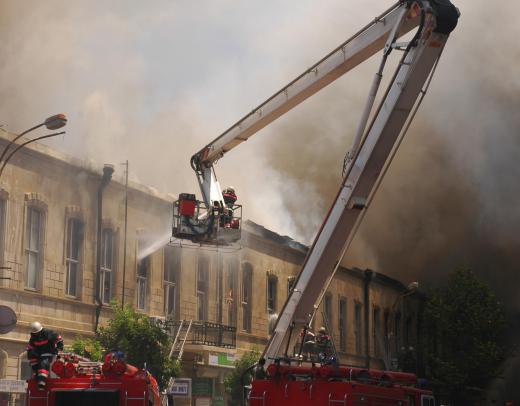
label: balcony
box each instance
[169,320,236,349]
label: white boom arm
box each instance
[191,1,422,208]
[188,0,458,360]
[264,1,458,361]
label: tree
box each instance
[71,305,180,387]
[423,269,509,403]
[70,336,104,362]
[224,349,260,406]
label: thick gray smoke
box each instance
[263,0,520,310]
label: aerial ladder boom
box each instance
[177,0,458,362]
[264,0,458,362]
[191,1,429,210]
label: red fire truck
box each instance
[26,353,160,406]
[250,364,435,406]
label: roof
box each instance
[243,220,308,254]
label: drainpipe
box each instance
[94,164,114,332]
[363,269,374,369]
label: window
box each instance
[338,298,347,352]
[164,247,180,318]
[216,255,224,323]
[354,302,362,354]
[241,262,253,332]
[0,350,6,379]
[405,316,413,347]
[395,312,402,352]
[137,255,149,311]
[227,259,237,326]
[0,198,6,264]
[373,307,381,356]
[267,275,277,314]
[287,276,296,296]
[25,207,43,289]
[65,218,83,297]
[100,228,115,304]
[197,255,209,321]
[384,310,390,356]
[323,293,333,330]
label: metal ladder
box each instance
[164,319,193,400]
[169,319,193,360]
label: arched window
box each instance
[226,258,238,327]
[102,227,116,305]
[0,189,8,267]
[24,194,47,290]
[64,209,84,298]
[241,262,253,333]
[164,246,180,318]
[266,274,278,315]
[196,254,209,321]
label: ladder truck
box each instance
[26,353,160,406]
[174,0,459,404]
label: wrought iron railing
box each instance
[169,320,236,349]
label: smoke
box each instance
[255,0,520,311]
[1,0,518,296]
[1,0,519,397]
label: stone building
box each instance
[0,131,420,405]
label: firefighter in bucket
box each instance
[221,186,239,228]
[27,322,64,390]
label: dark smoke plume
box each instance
[264,3,520,313]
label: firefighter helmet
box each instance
[319,326,326,334]
[225,186,235,194]
[30,321,43,333]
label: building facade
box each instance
[0,131,420,405]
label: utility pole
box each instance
[121,160,129,308]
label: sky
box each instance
[1,0,520,305]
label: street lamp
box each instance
[0,113,67,179]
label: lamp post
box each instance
[0,114,67,179]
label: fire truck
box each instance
[176,0,459,404]
[25,353,160,406]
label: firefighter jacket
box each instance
[316,333,332,350]
[27,329,64,365]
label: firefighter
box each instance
[222,186,237,208]
[27,322,64,390]
[254,357,267,380]
[221,187,238,227]
[316,326,332,363]
[299,328,316,361]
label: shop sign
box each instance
[192,378,213,397]
[208,352,235,368]
[169,378,191,398]
[0,380,26,393]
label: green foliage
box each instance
[224,349,260,406]
[96,305,180,387]
[423,269,510,403]
[69,336,104,361]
